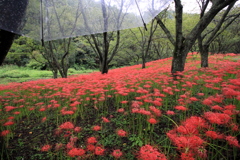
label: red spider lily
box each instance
[66,142,75,150]
[210,105,223,111]
[92,125,101,131]
[7,116,14,120]
[41,117,47,123]
[117,129,127,137]
[175,106,188,111]
[86,144,95,151]
[68,148,86,157]
[138,145,167,160]
[13,111,20,115]
[41,144,51,152]
[148,118,157,124]
[205,131,224,140]
[4,106,17,112]
[189,97,198,101]
[203,112,231,125]
[175,135,205,150]
[180,152,194,160]
[149,106,162,117]
[121,101,128,104]
[0,130,10,136]
[152,100,162,106]
[87,137,97,144]
[3,121,14,126]
[59,122,74,130]
[74,127,81,133]
[202,99,213,106]
[225,136,240,148]
[95,146,105,155]
[197,93,204,96]
[166,110,175,115]
[117,108,125,113]
[112,149,123,159]
[102,117,110,123]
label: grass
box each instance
[0,53,240,160]
[0,65,96,84]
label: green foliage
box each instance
[0,70,30,78]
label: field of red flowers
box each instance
[0,53,240,160]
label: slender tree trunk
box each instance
[201,45,209,68]
[142,56,146,69]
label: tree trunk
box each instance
[200,46,209,68]
[0,30,15,65]
[142,57,146,69]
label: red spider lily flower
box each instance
[59,122,74,130]
[86,144,95,151]
[0,130,10,136]
[175,106,188,111]
[95,146,105,155]
[224,104,236,110]
[102,117,110,123]
[13,111,20,115]
[87,137,97,144]
[3,121,14,126]
[68,148,86,157]
[74,127,81,133]
[138,145,167,160]
[41,117,47,123]
[211,105,223,111]
[139,108,151,115]
[148,118,157,124]
[41,144,51,152]
[202,99,213,106]
[172,135,205,150]
[149,106,162,117]
[152,100,162,106]
[225,136,240,148]
[61,110,74,115]
[39,107,46,112]
[203,112,231,125]
[112,149,123,159]
[180,152,194,160]
[7,116,14,120]
[205,131,224,139]
[117,108,125,113]
[117,129,127,137]
[230,123,239,132]
[166,110,175,115]
[197,93,204,96]
[55,143,64,151]
[92,125,101,131]
[66,142,75,150]
[121,101,128,104]
[5,106,17,112]
[189,97,198,101]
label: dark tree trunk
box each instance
[142,57,146,69]
[0,30,15,65]
[170,0,237,74]
[201,46,209,68]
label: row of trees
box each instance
[1,0,239,78]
